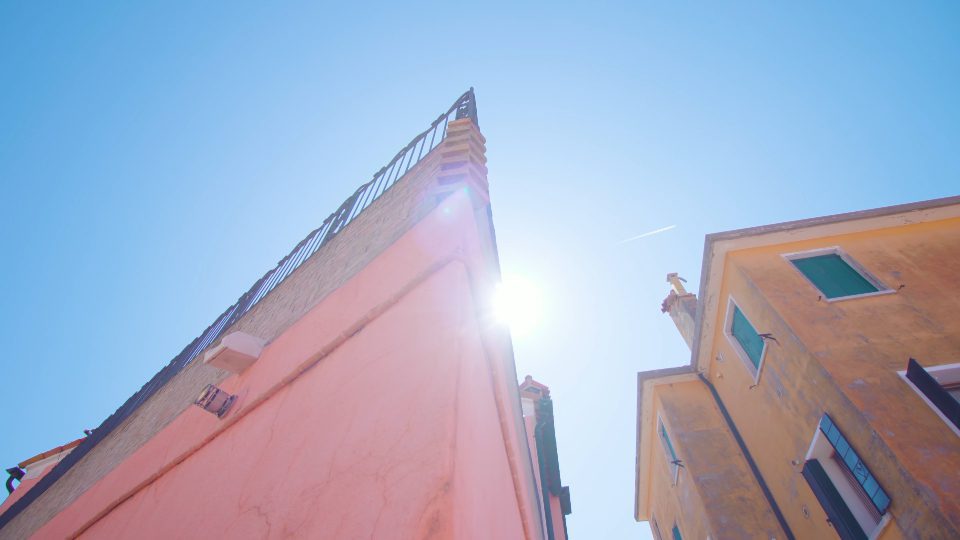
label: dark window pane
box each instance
[827,426,841,445]
[731,306,764,368]
[792,253,879,299]
[873,489,891,513]
[844,451,860,474]
[862,476,879,497]
[836,436,850,456]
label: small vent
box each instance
[194,384,236,418]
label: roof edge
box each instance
[692,194,960,374]
[704,194,960,246]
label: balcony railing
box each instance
[179,88,478,373]
[0,88,479,529]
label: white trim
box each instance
[781,247,893,302]
[723,297,768,384]
[868,514,892,540]
[897,365,960,438]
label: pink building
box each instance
[1,91,571,539]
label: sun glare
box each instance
[493,275,544,336]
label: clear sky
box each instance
[1,2,958,538]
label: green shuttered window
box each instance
[818,414,890,514]
[658,417,680,483]
[659,419,677,461]
[671,524,683,540]
[731,305,764,369]
[790,253,879,299]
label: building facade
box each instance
[636,197,960,539]
[1,91,571,539]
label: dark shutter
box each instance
[906,358,960,430]
[731,306,764,369]
[791,254,878,299]
[802,460,867,540]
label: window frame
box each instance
[723,297,768,383]
[782,247,893,302]
[657,415,680,485]
[898,360,960,437]
[802,414,891,540]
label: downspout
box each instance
[697,373,796,540]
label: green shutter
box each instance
[802,459,868,540]
[791,253,878,299]
[671,524,683,540]
[659,421,677,460]
[731,306,764,369]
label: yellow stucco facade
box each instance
[636,196,960,540]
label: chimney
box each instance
[661,273,698,350]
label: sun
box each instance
[492,275,544,336]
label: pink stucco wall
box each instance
[31,189,539,539]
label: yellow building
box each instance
[635,196,960,540]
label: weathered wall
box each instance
[708,216,960,538]
[650,381,786,540]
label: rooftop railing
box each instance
[0,88,479,529]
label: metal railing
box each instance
[200,88,476,354]
[0,88,479,529]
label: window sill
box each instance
[824,289,896,303]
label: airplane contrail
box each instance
[617,224,677,245]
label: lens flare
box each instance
[492,276,543,336]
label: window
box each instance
[901,358,960,433]
[671,523,683,540]
[650,516,663,540]
[724,299,767,378]
[802,414,890,540]
[785,248,888,300]
[657,416,680,484]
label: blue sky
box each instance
[1,2,958,538]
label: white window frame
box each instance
[781,247,894,302]
[803,423,891,540]
[898,362,960,438]
[723,297,767,383]
[657,415,680,486]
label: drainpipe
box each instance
[661,275,795,540]
[697,373,796,540]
